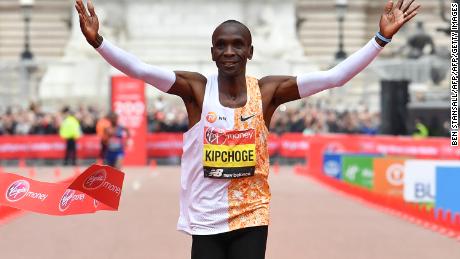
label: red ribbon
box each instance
[0,164,124,215]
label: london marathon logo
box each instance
[205,127,227,145]
[6,180,30,202]
[59,189,76,212]
[83,169,107,190]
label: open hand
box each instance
[379,0,421,39]
[75,0,101,48]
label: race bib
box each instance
[203,127,256,179]
[108,137,123,151]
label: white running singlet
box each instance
[178,75,271,235]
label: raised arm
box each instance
[260,0,421,113]
[75,0,206,126]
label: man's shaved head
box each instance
[212,20,252,46]
[211,20,254,77]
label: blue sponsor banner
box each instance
[436,166,460,216]
[323,153,381,180]
[323,154,342,179]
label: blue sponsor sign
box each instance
[323,153,381,180]
[323,153,342,179]
[436,166,460,216]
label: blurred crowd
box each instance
[270,101,380,135]
[0,103,101,136]
[145,97,382,135]
[0,99,442,136]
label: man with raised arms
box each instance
[75,0,420,258]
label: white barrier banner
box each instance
[404,160,460,203]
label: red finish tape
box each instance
[0,164,124,216]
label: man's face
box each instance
[211,23,253,77]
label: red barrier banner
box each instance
[147,133,183,157]
[353,135,460,159]
[0,134,457,160]
[278,134,460,160]
[268,134,280,156]
[111,76,147,165]
[0,164,124,215]
[279,133,313,157]
[0,135,99,159]
[304,170,460,240]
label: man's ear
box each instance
[248,45,254,60]
[211,47,216,61]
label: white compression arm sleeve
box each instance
[296,38,383,98]
[96,39,176,92]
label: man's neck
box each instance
[217,73,246,98]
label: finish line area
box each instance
[0,166,459,259]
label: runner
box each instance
[103,112,130,169]
[75,0,420,258]
[95,112,111,161]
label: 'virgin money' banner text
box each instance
[0,164,124,215]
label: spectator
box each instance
[30,114,58,135]
[359,117,378,135]
[325,110,340,133]
[80,113,96,134]
[412,118,429,138]
[2,108,16,135]
[14,110,34,135]
[59,107,82,166]
[302,114,316,135]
